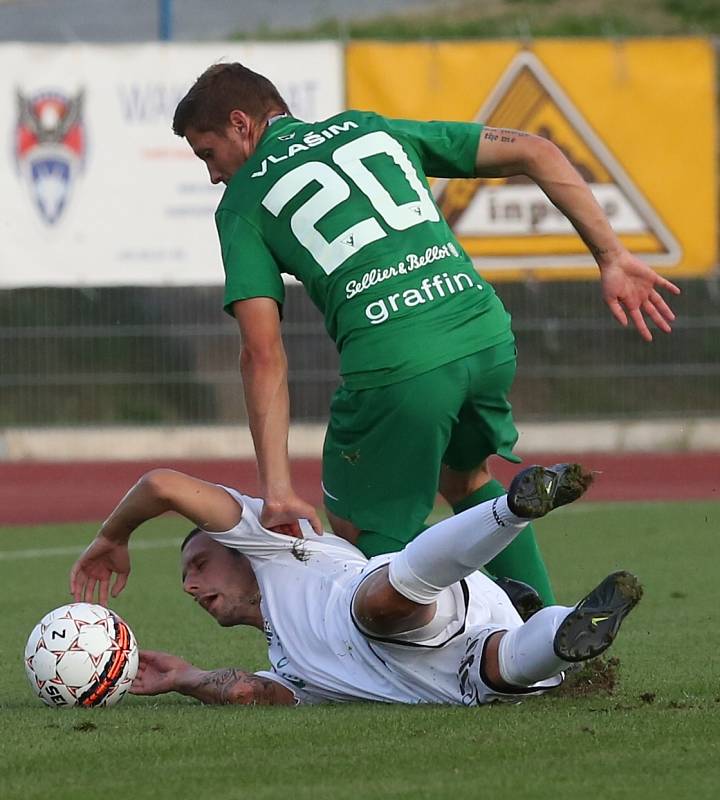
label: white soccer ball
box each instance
[24,603,139,708]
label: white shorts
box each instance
[352,556,562,705]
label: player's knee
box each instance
[439,462,492,506]
[353,567,431,637]
[326,509,361,545]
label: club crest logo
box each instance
[14,89,86,225]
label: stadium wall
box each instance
[2,418,720,462]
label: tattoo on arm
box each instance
[194,668,293,706]
[482,128,530,145]
[476,128,532,177]
[588,242,610,259]
[199,668,248,703]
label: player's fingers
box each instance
[71,576,85,603]
[643,299,672,333]
[138,651,168,675]
[270,522,301,538]
[629,307,653,341]
[83,577,98,604]
[656,275,681,295]
[259,510,277,529]
[643,300,672,333]
[69,564,84,598]
[607,299,628,328]
[308,511,323,535]
[98,578,109,608]
[132,661,147,680]
[138,649,162,665]
[111,572,128,597]
[649,290,675,322]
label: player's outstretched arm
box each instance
[233,297,322,536]
[474,127,680,341]
[69,469,244,604]
[131,650,296,706]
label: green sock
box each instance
[452,480,556,605]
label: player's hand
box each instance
[260,491,323,537]
[69,535,131,606]
[131,650,193,696]
[600,251,680,342]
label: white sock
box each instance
[498,605,574,686]
[388,495,529,604]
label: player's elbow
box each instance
[526,134,566,176]
[223,681,257,705]
[223,679,290,706]
[137,469,185,504]
[239,339,287,374]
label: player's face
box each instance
[181,533,262,628]
[185,125,251,185]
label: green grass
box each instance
[2,500,720,799]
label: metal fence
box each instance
[1,276,719,427]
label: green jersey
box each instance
[217,110,512,390]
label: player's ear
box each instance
[228,109,250,134]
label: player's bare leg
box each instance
[438,460,493,506]
[482,631,512,690]
[354,463,592,637]
[326,508,361,546]
[354,464,640,690]
[352,566,436,637]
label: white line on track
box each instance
[0,537,181,561]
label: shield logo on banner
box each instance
[14,90,86,225]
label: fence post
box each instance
[158,0,173,41]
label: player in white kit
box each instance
[69,463,642,707]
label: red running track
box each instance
[1,452,719,526]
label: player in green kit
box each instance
[172,63,679,605]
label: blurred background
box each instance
[0,0,718,467]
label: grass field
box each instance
[2,499,719,800]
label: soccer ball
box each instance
[24,603,139,708]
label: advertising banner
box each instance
[347,38,717,280]
[0,42,343,287]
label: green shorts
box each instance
[322,339,520,556]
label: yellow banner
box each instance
[347,39,717,280]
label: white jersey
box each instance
[206,487,560,706]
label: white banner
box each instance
[0,42,344,288]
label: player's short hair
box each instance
[180,527,245,563]
[180,527,202,551]
[173,63,290,136]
